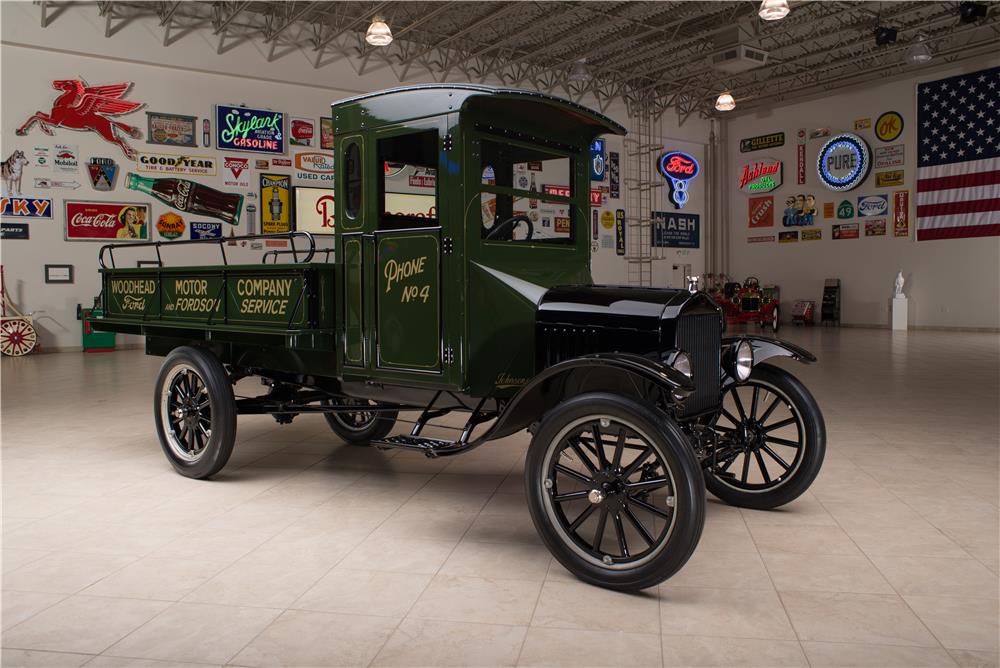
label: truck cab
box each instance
[331,85,622,400]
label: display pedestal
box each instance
[891,297,908,331]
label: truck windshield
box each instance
[479,138,575,244]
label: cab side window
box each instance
[344,142,362,220]
[377,130,439,230]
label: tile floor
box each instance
[2,327,998,667]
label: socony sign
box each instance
[739,158,782,193]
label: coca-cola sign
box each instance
[739,158,783,193]
[64,200,150,241]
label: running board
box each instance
[371,435,459,458]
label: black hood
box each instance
[537,284,719,330]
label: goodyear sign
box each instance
[136,153,217,176]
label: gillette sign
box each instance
[738,158,782,193]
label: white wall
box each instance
[0,2,714,350]
[723,58,1000,330]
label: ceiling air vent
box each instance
[709,44,769,73]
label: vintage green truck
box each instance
[94,85,825,590]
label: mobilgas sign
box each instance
[590,139,606,181]
[816,133,871,192]
[215,105,285,155]
[657,151,699,209]
[738,158,782,193]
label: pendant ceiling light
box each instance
[568,59,592,82]
[365,18,393,46]
[758,0,790,21]
[904,33,934,64]
[715,91,736,112]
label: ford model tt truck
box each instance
[94,85,825,590]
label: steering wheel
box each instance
[485,214,534,242]
[744,276,760,289]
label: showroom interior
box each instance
[1,0,998,666]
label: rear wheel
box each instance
[525,392,705,591]
[154,346,236,479]
[704,363,825,509]
[324,398,398,444]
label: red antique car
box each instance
[719,276,781,332]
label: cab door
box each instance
[372,120,448,376]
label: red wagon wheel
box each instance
[0,318,37,357]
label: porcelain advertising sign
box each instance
[857,194,888,217]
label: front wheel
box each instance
[525,393,705,591]
[704,363,825,510]
[324,399,398,445]
[153,346,237,479]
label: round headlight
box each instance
[734,340,754,381]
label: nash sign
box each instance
[739,158,782,193]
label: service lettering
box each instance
[236,277,293,315]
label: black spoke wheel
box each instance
[154,346,236,479]
[526,392,705,591]
[324,398,397,445]
[704,363,825,510]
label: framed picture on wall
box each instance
[146,112,198,147]
[293,186,335,234]
[44,264,74,284]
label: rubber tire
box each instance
[324,404,398,445]
[770,305,781,333]
[153,346,237,480]
[525,392,706,591]
[705,363,825,510]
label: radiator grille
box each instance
[741,297,760,312]
[675,314,721,416]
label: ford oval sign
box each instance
[857,194,888,217]
[657,151,699,209]
[817,133,871,191]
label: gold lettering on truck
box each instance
[235,277,293,316]
[383,256,430,303]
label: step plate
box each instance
[372,435,457,457]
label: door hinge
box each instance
[442,237,454,255]
[443,346,455,364]
[443,134,453,151]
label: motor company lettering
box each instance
[165,279,221,314]
[384,256,430,303]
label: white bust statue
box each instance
[893,271,905,299]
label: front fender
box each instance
[483,352,695,442]
[723,335,817,364]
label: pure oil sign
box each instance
[215,105,285,155]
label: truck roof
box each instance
[330,84,626,140]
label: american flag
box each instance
[916,65,1000,241]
